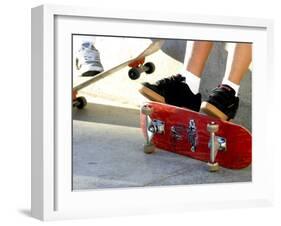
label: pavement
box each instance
[72,37,252,190]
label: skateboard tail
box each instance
[153,136,252,169]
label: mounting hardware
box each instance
[141,105,164,154]
[207,122,220,172]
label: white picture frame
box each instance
[31,4,274,221]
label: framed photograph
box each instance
[31,4,274,221]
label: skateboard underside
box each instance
[73,40,164,109]
[140,102,252,170]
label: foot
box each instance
[139,74,202,111]
[200,84,239,120]
[75,41,104,76]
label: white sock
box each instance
[180,70,201,94]
[222,78,240,96]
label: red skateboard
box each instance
[140,102,252,172]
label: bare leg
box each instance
[184,41,214,77]
[182,40,214,94]
[224,43,252,85]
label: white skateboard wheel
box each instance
[143,143,155,154]
[207,122,219,133]
[141,105,153,115]
[207,162,220,172]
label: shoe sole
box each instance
[200,101,229,121]
[81,70,102,77]
[139,86,165,103]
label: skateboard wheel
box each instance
[144,143,155,154]
[207,162,220,172]
[76,96,87,109]
[128,68,141,80]
[141,105,152,115]
[207,122,219,133]
[144,62,155,74]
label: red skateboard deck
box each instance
[140,102,252,171]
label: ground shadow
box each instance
[73,103,140,128]
[18,209,32,217]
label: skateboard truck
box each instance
[207,122,227,172]
[141,105,164,154]
[72,90,87,109]
[128,58,155,80]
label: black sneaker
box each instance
[200,84,239,120]
[139,74,202,112]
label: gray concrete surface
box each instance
[72,37,252,190]
[73,104,251,190]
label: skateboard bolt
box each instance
[148,125,156,133]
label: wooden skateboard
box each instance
[140,101,252,172]
[73,40,165,109]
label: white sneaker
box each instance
[75,41,104,76]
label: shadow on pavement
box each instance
[73,103,140,128]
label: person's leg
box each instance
[139,40,213,111]
[181,41,213,94]
[184,41,214,77]
[222,43,252,94]
[201,43,252,120]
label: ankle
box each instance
[221,79,240,96]
[180,70,201,94]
